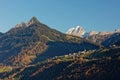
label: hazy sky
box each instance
[0,0,120,33]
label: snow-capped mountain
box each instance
[66,26,120,37]
[66,26,85,37]
[66,26,120,45]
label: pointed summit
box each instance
[27,16,40,26]
[29,16,39,23]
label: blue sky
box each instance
[0,0,120,33]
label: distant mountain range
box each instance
[66,26,120,37]
[66,26,120,46]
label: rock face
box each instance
[66,26,85,37]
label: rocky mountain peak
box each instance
[15,22,26,28]
[15,17,40,28]
[30,16,39,23]
[66,26,85,37]
[27,16,40,26]
[89,31,98,36]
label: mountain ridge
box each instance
[66,26,120,38]
[66,26,120,46]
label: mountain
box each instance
[66,26,85,37]
[0,17,99,66]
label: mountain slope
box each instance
[0,17,100,65]
[1,47,120,80]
